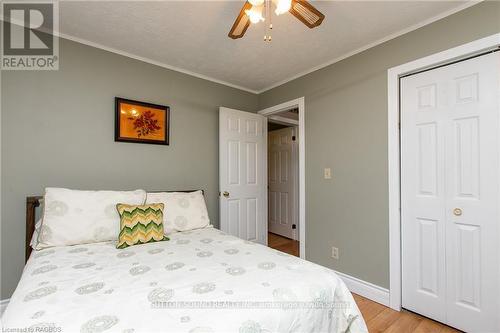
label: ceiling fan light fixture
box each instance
[228,0,324,40]
[274,0,292,15]
[245,5,265,24]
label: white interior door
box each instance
[268,127,297,239]
[401,52,500,332]
[219,107,267,245]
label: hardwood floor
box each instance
[268,232,299,257]
[353,294,460,333]
[267,232,460,333]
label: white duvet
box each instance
[2,227,367,333]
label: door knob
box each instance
[453,208,463,216]
[222,191,230,197]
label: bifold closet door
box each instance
[401,52,499,333]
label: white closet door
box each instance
[401,52,499,332]
[401,59,447,324]
[443,52,499,332]
[219,107,267,245]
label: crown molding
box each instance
[3,16,259,93]
[58,33,260,94]
[4,1,480,95]
[255,0,482,94]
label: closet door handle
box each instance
[453,208,463,216]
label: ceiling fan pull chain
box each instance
[264,0,269,42]
[269,0,273,30]
[266,0,272,42]
[268,0,273,41]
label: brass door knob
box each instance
[453,208,463,216]
[222,191,230,197]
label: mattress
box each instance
[2,227,367,332]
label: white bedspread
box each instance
[2,227,367,333]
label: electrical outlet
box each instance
[324,168,332,179]
[331,246,339,259]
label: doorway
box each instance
[217,99,305,259]
[258,98,305,259]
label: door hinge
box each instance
[292,224,297,229]
[292,136,296,141]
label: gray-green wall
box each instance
[1,38,258,299]
[259,1,500,288]
[2,1,500,300]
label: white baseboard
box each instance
[335,270,390,307]
[1,298,10,317]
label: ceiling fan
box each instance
[228,0,325,41]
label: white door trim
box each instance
[387,33,500,311]
[268,115,299,126]
[258,97,306,259]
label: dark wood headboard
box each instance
[25,190,204,262]
[26,196,43,262]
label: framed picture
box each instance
[115,97,170,145]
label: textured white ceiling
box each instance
[59,1,474,93]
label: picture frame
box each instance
[115,97,170,145]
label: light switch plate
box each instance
[324,168,332,179]
[331,246,339,259]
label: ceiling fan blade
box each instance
[289,0,325,29]
[228,1,253,39]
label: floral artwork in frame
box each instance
[115,97,170,145]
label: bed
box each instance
[2,194,367,333]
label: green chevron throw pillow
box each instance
[116,203,169,249]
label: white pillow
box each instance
[145,190,210,233]
[36,188,146,249]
